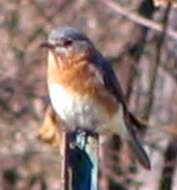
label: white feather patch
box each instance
[48,84,108,130]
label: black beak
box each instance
[40,42,55,49]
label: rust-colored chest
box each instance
[47,52,118,116]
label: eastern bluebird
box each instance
[41,26,151,169]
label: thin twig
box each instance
[101,0,177,41]
[125,1,155,102]
[143,2,172,120]
[160,138,177,190]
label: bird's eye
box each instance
[63,39,73,47]
[55,38,73,49]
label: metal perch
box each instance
[60,130,99,190]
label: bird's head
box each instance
[41,26,95,68]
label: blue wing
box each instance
[91,51,146,132]
[90,51,151,169]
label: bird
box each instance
[40,26,151,169]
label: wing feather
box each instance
[90,51,150,169]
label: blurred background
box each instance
[0,0,177,189]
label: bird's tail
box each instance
[125,113,151,170]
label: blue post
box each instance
[68,131,99,190]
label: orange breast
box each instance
[47,52,118,117]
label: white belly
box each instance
[48,84,128,137]
[48,84,108,130]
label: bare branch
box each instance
[101,0,177,41]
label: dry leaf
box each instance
[38,105,62,147]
